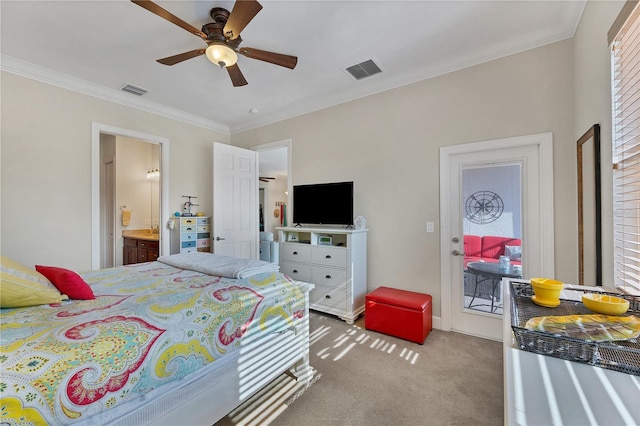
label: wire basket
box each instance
[509,280,640,376]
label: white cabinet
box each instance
[277,226,367,324]
[179,217,211,253]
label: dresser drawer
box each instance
[311,246,347,268]
[181,233,197,242]
[281,243,311,262]
[197,238,210,248]
[181,218,197,226]
[137,240,159,250]
[137,251,149,262]
[123,238,137,248]
[181,225,197,233]
[197,225,210,233]
[311,266,347,287]
[181,241,196,249]
[197,217,210,225]
[279,261,311,282]
[310,283,347,311]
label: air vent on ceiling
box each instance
[345,59,383,81]
[121,84,149,96]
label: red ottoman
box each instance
[365,286,432,344]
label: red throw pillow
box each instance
[35,265,95,300]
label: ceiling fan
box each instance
[259,176,276,183]
[131,0,297,87]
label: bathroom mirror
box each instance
[577,124,602,285]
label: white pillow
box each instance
[505,245,522,261]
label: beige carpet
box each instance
[214,367,321,426]
[219,311,503,426]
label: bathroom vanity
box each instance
[122,230,160,265]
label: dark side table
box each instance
[466,261,522,313]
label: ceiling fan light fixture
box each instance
[206,43,238,68]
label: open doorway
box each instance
[100,136,161,268]
[253,139,291,236]
[91,123,170,270]
[253,139,291,264]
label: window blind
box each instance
[612,1,640,295]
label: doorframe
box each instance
[91,122,170,270]
[439,132,555,332]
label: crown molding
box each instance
[229,30,578,134]
[0,55,230,135]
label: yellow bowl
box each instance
[582,293,630,315]
[530,278,564,307]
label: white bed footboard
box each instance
[110,282,313,426]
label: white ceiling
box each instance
[1,1,585,135]
[259,146,288,179]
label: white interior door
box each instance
[212,142,259,259]
[440,133,555,341]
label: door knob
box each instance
[451,250,465,256]
[215,236,225,241]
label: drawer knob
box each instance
[293,251,298,255]
[325,255,332,259]
[292,269,298,273]
[325,275,332,279]
[325,294,332,299]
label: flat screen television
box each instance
[293,181,354,226]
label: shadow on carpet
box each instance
[214,368,321,426]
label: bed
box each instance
[0,253,313,425]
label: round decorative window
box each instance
[465,191,504,224]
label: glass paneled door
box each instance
[440,132,554,341]
[461,165,522,317]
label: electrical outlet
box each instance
[426,222,435,233]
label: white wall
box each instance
[262,179,288,237]
[573,0,625,284]
[231,39,575,317]
[1,72,229,271]
[116,137,153,231]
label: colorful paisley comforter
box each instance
[0,261,305,425]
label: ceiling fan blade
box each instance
[226,64,248,87]
[131,0,207,40]
[223,0,263,40]
[157,49,206,65]
[239,47,297,69]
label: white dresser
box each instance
[178,217,211,253]
[277,227,367,324]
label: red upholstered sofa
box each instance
[463,235,521,268]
